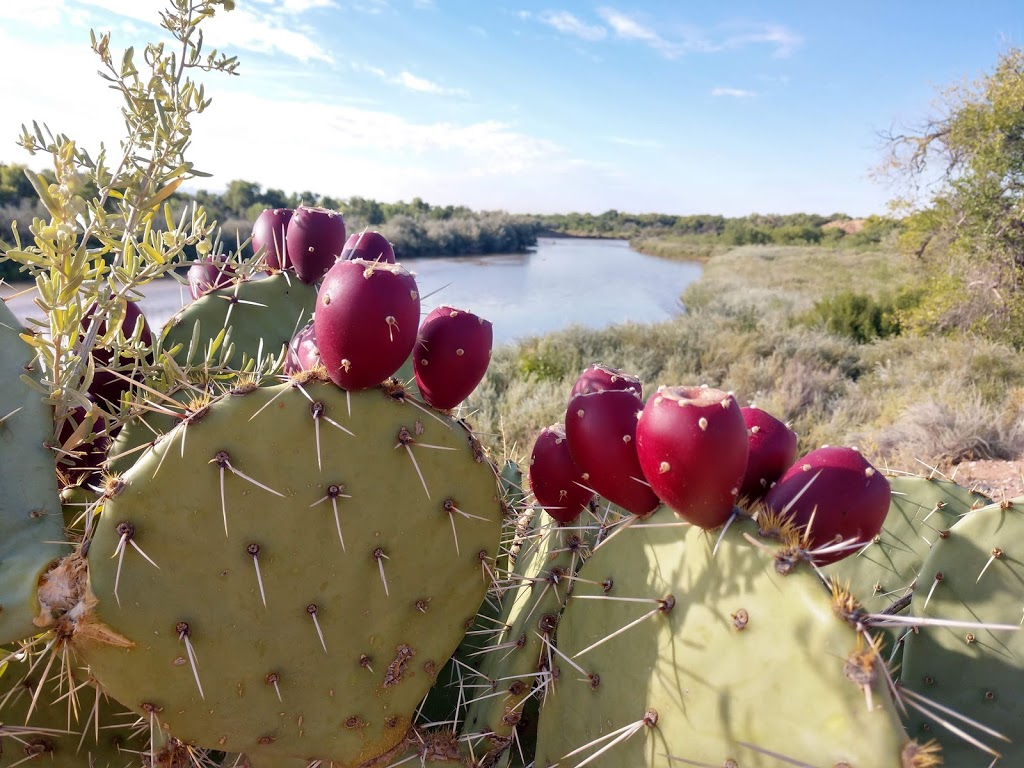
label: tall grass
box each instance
[465,244,1024,473]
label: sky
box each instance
[1,1,1023,217]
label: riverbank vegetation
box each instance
[466,243,1024,475]
[468,47,1024,476]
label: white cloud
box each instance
[396,71,466,96]
[537,11,606,42]
[712,87,756,98]
[723,23,802,58]
[596,7,681,58]
[69,0,334,63]
[355,63,466,96]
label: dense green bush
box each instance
[804,289,921,343]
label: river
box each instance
[3,238,701,347]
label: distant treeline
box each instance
[0,163,901,282]
[537,210,902,248]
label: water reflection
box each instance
[2,238,701,347]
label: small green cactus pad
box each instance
[0,300,66,645]
[461,513,594,764]
[160,274,316,371]
[534,511,915,768]
[71,381,503,765]
[826,475,990,612]
[901,498,1024,765]
[0,652,149,767]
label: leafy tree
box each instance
[881,48,1024,344]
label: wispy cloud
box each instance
[712,87,756,98]
[536,10,606,42]
[596,7,681,57]
[412,0,435,8]
[396,71,466,96]
[722,22,802,58]
[65,0,335,62]
[355,62,466,96]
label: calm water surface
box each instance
[4,238,702,346]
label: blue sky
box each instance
[1,1,1022,216]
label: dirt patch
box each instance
[943,459,1024,501]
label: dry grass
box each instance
[465,243,1024,474]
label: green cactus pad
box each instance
[461,513,594,764]
[0,300,66,645]
[160,274,316,371]
[0,651,149,767]
[70,381,503,764]
[534,510,916,768]
[901,497,1024,765]
[826,475,990,612]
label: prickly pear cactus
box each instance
[534,510,923,767]
[461,512,594,764]
[0,649,151,767]
[161,274,317,370]
[901,497,1024,766]
[0,300,66,646]
[53,380,503,765]
[826,475,990,612]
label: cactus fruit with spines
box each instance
[738,405,798,502]
[314,259,421,391]
[635,385,749,529]
[564,388,660,517]
[283,206,347,285]
[252,208,294,274]
[528,424,594,524]
[413,306,493,411]
[763,445,892,565]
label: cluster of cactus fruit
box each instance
[5,4,1024,766]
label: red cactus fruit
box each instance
[283,321,321,375]
[84,299,153,407]
[412,306,493,410]
[314,259,421,390]
[341,231,396,264]
[252,208,293,273]
[529,424,594,524]
[570,363,642,399]
[284,206,347,284]
[187,257,235,299]
[738,406,798,502]
[763,446,891,565]
[635,386,749,529]
[564,389,660,517]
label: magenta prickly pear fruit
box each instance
[564,388,660,517]
[251,207,293,273]
[285,205,347,284]
[739,406,798,502]
[84,299,153,407]
[314,259,421,390]
[635,386,748,529]
[570,363,642,399]
[412,306,493,410]
[187,257,235,299]
[341,230,396,264]
[283,321,321,375]
[763,446,890,565]
[529,423,594,524]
